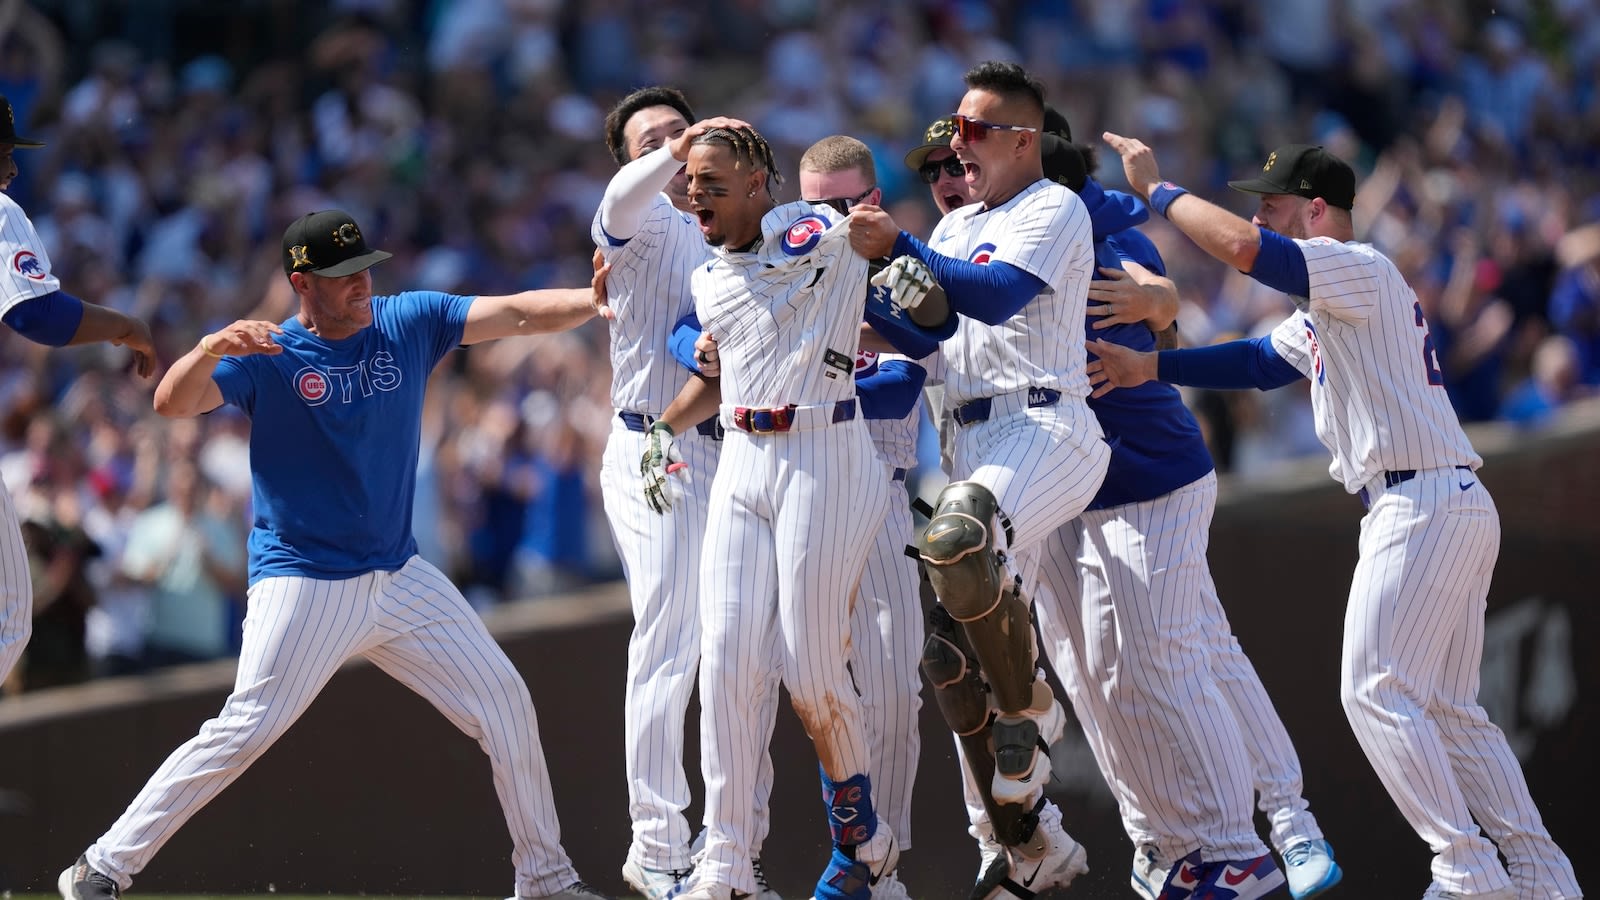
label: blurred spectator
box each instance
[1501,334,1589,429]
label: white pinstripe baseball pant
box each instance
[0,482,32,687]
[84,556,580,899]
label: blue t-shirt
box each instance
[212,291,475,584]
[1079,178,1213,510]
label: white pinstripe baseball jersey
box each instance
[593,193,710,414]
[1267,238,1480,493]
[694,201,866,409]
[0,192,62,316]
[926,179,1094,406]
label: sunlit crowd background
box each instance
[3,0,1598,695]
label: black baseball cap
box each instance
[281,210,392,277]
[1040,105,1085,191]
[0,95,45,148]
[904,117,957,171]
[1227,144,1355,211]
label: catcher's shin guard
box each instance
[959,729,1047,853]
[918,481,1035,713]
[921,603,990,736]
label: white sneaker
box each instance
[858,825,901,890]
[624,855,693,900]
[1007,800,1088,893]
[1281,839,1342,899]
[991,698,1065,804]
[871,871,911,900]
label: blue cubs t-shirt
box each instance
[212,290,474,584]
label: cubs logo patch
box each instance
[855,349,879,374]
[782,215,830,256]
[1303,318,1324,385]
[295,367,331,405]
[970,242,997,265]
[12,249,47,280]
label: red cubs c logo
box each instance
[296,367,330,405]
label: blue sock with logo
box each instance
[818,767,877,848]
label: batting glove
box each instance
[640,421,684,514]
[869,256,937,313]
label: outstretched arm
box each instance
[461,251,610,344]
[155,320,284,417]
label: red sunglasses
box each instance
[950,113,1039,143]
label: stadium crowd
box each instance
[2,0,1599,694]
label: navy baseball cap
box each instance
[0,95,44,148]
[1040,105,1085,191]
[282,210,392,277]
[1228,144,1356,211]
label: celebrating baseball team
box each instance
[2,52,1576,900]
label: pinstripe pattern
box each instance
[927,180,1094,407]
[0,193,62,316]
[691,202,889,893]
[0,482,32,684]
[1268,239,1479,494]
[850,473,922,848]
[1342,475,1579,897]
[600,418,722,870]
[86,557,580,896]
[592,195,709,413]
[1030,472,1265,864]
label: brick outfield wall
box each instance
[2,409,1595,898]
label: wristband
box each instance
[1149,182,1189,218]
[199,335,225,358]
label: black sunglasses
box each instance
[918,156,966,184]
[805,188,875,217]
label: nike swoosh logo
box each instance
[1019,857,1046,888]
[1224,867,1254,886]
[1173,864,1201,888]
[924,525,961,543]
[1459,481,1474,491]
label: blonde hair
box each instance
[800,135,877,184]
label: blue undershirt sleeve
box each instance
[1156,335,1305,390]
[857,359,927,420]
[2,289,86,347]
[1247,229,1311,297]
[668,312,704,374]
[892,231,1046,325]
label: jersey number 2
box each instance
[1414,301,1444,386]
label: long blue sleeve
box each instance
[1248,229,1311,297]
[669,311,704,374]
[857,358,927,420]
[1156,335,1305,390]
[2,290,85,346]
[892,230,1045,325]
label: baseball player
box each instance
[850,62,1107,893]
[0,95,157,693]
[1088,135,1583,900]
[59,211,611,900]
[639,126,898,900]
[591,87,782,900]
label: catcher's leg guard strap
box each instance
[919,481,1009,621]
[921,604,990,736]
[819,769,877,846]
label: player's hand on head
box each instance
[591,248,615,321]
[1102,132,1162,201]
[640,421,686,514]
[847,205,899,260]
[670,116,752,160]
[1085,338,1157,398]
[693,332,720,377]
[1087,267,1159,328]
[870,255,937,312]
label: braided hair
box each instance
[691,125,783,199]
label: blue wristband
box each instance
[1149,182,1189,218]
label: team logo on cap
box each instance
[289,244,312,269]
[332,223,361,247]
[782,214,830,256]
[12,249,46,280]
[1263,151,1277,172]
[970,242,997,265]
[925,118,955,144]
[295,367,331,405]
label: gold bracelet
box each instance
[199,335,225,359]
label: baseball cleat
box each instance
[624,855,694,900]
[58,855,120,900]
[1281,839,1342,898]
[534,882,615,900]
[1198,853,1285,899]
[1131,847,1205,900]
[871,870,912,900]
[752,858,783,900]
[972,802,1087,899]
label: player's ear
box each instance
[746,170,765,199]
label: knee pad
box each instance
[921,605,991,736]
[919,481,1011,621]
